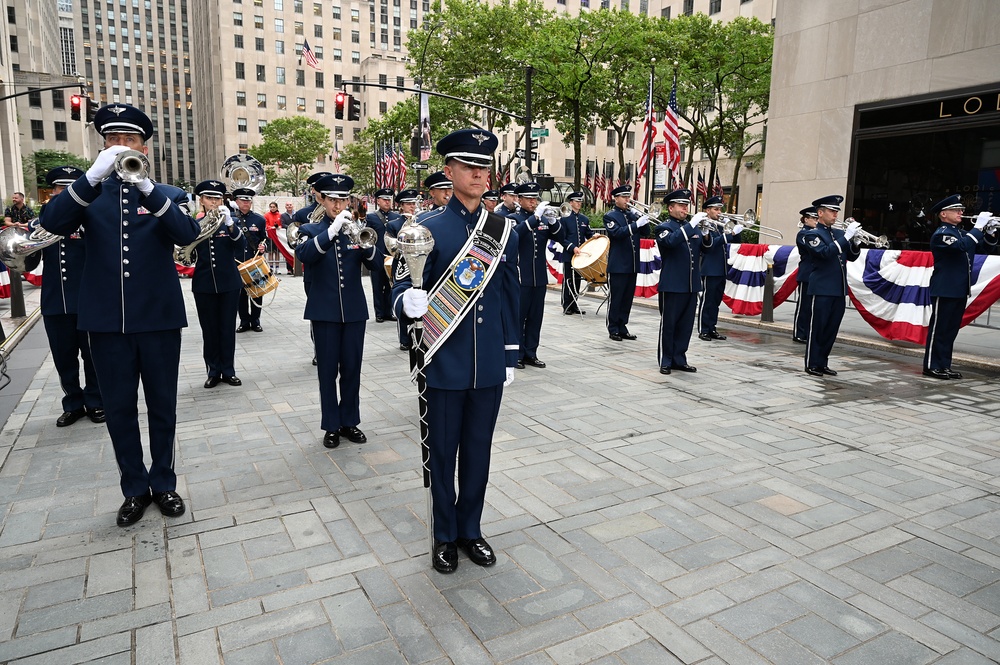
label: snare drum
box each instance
[237,255,279,299]
[571,235,610,284]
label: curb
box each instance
[0,307,42,356]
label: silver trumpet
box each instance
[627,200,665,222]
[835,217,889,248]
[959,214,1000,243]
[342,216,377,249]
[114,150,150,183]
[0,225,63,271]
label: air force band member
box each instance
[295,174,380,449]
[495,183,518,217]
[799,195,861,376]
[654,188,711,374]
[42,103,200,526]
[366,188,398,323]
[233,187,267,333]
[388,189,421,351]
[604,185,648,341]
[561,191,593,315]
[698,196,743,341]
[191,180,245,389]
[923,195,990,379]
[393,128,519,574]
[424,171,453,209]
[793,206,819,344]
[34,166,104,427]
[482,189,500,214]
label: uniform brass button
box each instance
[123,209,129,214]
[477,317,483,323]
[123,259,129,264]
[124,272,131,277]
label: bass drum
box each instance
[571,235,610,285]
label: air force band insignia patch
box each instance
[607,221,615,229]
[943,236,957,245]
[809,237,822,247]
[453,257,485,291]
[394,256,410,282]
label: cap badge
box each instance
[472,133,489,145]
[332,176,345,184]
[109,105,126,115]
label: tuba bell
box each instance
[0,225,63,271]
[174,207,224,267]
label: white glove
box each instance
[136,178,154,196]
[731,224,745,235]
[534,202,549,220]
[975,212,991,230]
[326,210,351,239]
[635,215,650,228]
[219,206,233,227]
[402,288,428,318]
[688,212,707,232]
[86,145,130,186]
[229,200,239,210]
[844,221,861,240]
[504,367,515,387]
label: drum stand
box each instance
[564,276,610,316]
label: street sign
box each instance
[531,151,539,161]
[412,162,429,170]
[514,149,526,159]
[530,127,549,138]
[530,139,539,149]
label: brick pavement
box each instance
[0,276,999,664]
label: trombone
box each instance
[711,209,784,240]
[627,200,665,222]
[834,217,889,248]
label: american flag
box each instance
[302,39,321,70]
[594,169,605,203]
[395,148,408,190]
[714,172,724,197]
[663,75,681,176]
[636,71,656,198]
[584,161,592,191]
[696,169,708,199]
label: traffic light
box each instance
[85,97,98,123]
[335,92,346,119]
[70,95,83,121]
[347,94,361,122]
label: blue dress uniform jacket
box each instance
[294,203,318,288]
[392,197,521,390]
[42,174,199,333]
[296,217,381,322]
[793,227,816,341]
[929,224,983,298]
[698,227,739,335]
[654,217,712,293]
[31,208,87,316]
[191,221,245,293]
[604,207,644,272]
[700,228,738,278]
[562,211,593,254]
[800,224,860,297]
[511,210,564,288]
[366,209,397,319]
[235,210,267,262]
[795,228,815,285]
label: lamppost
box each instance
[413,20,444,187]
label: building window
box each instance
[620,0,628,10]
[236,90,246,105]
[396,75,404,88]
[7,6,15,23]
[315,72,324,88]
[332,27,341,40]
[709,0,722,14]
[587,128,596,145]
[275,18,284,32]
[296,69,305,85]
[256,64,266,81]
[237,117,248,131]
[332,5,341,19]
[606,129,615,147]
[31,120,44,140]
[277,95,287,110]
[351,8,359,21]
[314,45,323,59]
[233,11,243,26]
[60,27,77,76]
[236,62,245,79]
[600,0,609,8]
[538,159,545,174]
[275,0,283,8]
[661,6,670,18]
[314,2,322,15]
[257,93,266,107]
[296,97,305,111]
[275,40,284,54]
[351,30,360,43]
[351,51,360,64]
[28,89,42,107]
[254,15,264,29]
[276,67,285,83]
[255,37,264,51]
[52,90,65,109]
[234,34,243,48]
[379,101,387,113]
[54,121,68,142]
[294,0,302,12]
[683,0,693,15]
[314,24,322,38]
[580,0,589,7]
[333,49,342,61]
[294,21,303,35]
[564,159,574,177]
[378,73,387,87]
[316,99,325,113]
[639,0,647,15]
[9,36,17,52]
[626,131,635,148]
[258,120,267,133]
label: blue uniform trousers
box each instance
[793,282,812,340]
[519,285,546,360]
[924,296,965,371]
[698,276,726,334]
[43,314,102,413]
[89,330,181,497]
[370,269,391,320]
[658,292,697,369]
[561,260,582,313]
[238,290,262,327]
[426,384,503,543]
[805,295,845,369]
[194,289,241,378]
[313,320,365,432]
[606,272,637,335]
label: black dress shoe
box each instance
[56,408,87,427]
[946,369,963,379]
[87,408,106,424]
[821,367,838,376]
[236,324,250,333]
[674,364,697,372]
[792,337,808,344]
[523,357,546,368]
[564,309,580,316]
[659,367,672,375]
[204,376,221,389]
[338,426,367,443]
[456,537,497,566]
[387,316,398,322]
[399,344,412,352]
[323,431,340,448]
[805,367,825,376]
[312,357,318,365]
[116,495,152,526]
[222,376,243,386]
[698,332,713,341]
[621,332,637,340]
[251,325,263,333]
[609,333,623,341]
[923,368,951,379]
[516,359,525,369]
[707,331,727,340]
[432,541,458,574]
[151,491,185,517]
[375,317,384,323]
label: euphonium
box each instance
[0,225,63,271]
[174,207,224,267]
[285,220,306,248]
[114,150,150,183]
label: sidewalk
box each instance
[0,276,998,664]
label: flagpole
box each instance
[643,58,654,206]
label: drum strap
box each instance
[420,209,510,363]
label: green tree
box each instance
[25,149,91,191]
[249,116,333,196]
